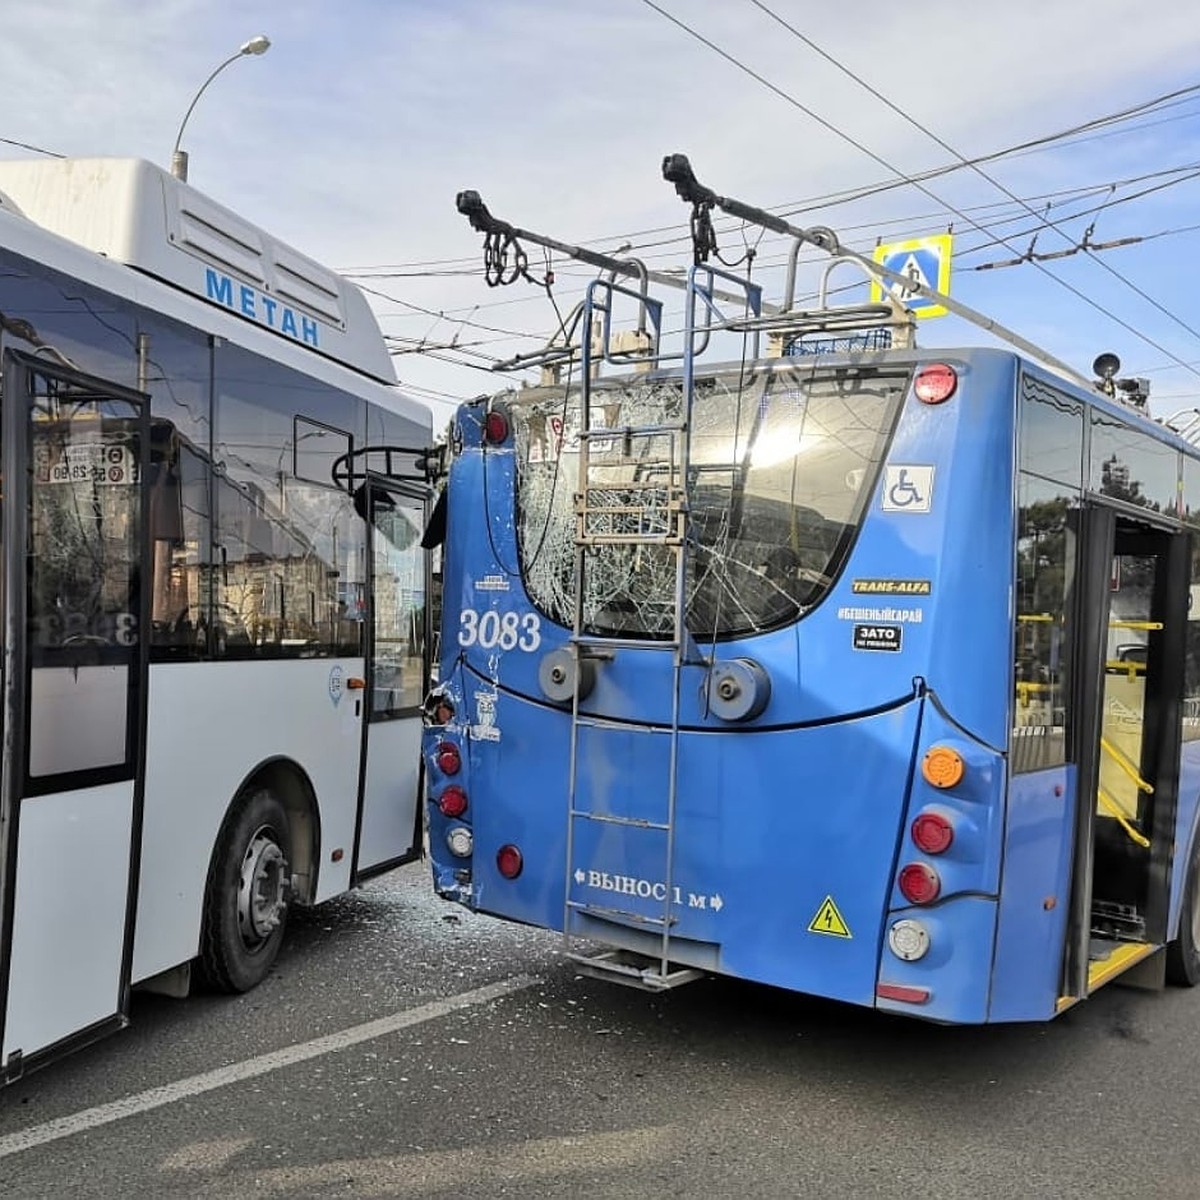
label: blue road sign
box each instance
[870,234,953,319]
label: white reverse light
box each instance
[446,826,474,858]
[888,918,930,962]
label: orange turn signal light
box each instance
[922,745,964,789]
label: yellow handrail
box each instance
[1099,736,1154,795]
[1096,785,1151,848]
[1105,660,1145,678]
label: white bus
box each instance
[0,157,433,1080]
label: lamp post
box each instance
[170,35,271,182]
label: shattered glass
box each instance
[509,363,910,640]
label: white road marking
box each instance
[0,975,536,1162]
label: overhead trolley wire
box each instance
[640,0,1200,381]
[745,0,1200,360]
[338,83,1200,280]
[362,161,1200,347]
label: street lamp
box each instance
[170,35,271,183]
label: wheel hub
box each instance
[237,826,289,947]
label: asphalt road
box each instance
[1,862,1197,1199]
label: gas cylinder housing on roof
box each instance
[0,156,395,383]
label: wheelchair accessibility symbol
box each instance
[882,465,935,513]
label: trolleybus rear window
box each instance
[512,364,909,639]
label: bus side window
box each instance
[369,492,426,717]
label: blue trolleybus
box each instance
[423,156,1200,1023]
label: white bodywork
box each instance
[0,157,431,1074]
[357,717,423,875]
[0,158,397,384]
[131,659,369,983]
[3,782,134,1062]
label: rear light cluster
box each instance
[883,742,981,993]
[427,720,524,885]
[431,737,468,819]
[429,732,471,858]
[896,745,963,907]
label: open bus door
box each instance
[352,477,431,881]
[0,353,150,1079]
[1063,504,1188,1006]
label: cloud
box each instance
[2,0,1198,411]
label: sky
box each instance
[2,0,1198,427]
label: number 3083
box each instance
[458,608,541,652]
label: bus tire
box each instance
[197,789,292,993]
[1167,838,1200,987]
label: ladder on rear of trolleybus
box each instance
[560,261,765,991]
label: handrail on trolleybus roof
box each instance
[660,152,1095,391]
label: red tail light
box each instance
[497,844,523,879]
[911,811,954,855]
[436,742,462,775]
[438,786,468,818]
[914,363,958,405]
[898,862,941,905]
[484,408,511,445]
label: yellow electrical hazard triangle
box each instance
[808,895,852,939]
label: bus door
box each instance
[353,479,429,880]
[1065,506,1188,1000]
[0,353,149,1079]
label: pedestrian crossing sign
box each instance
[870,234,953,319]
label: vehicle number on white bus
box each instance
[458,608,541,652]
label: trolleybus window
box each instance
[1184,541,1200,744]
[1018,373,1083,486]
[513,365,908,639]
[1013,473,1076,772]
[1090,409,1180,514]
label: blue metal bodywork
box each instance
[425,346,1200,1023]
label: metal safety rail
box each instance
[454,188,783,380]
[660,153,1096,392]
[330,443,444,495]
